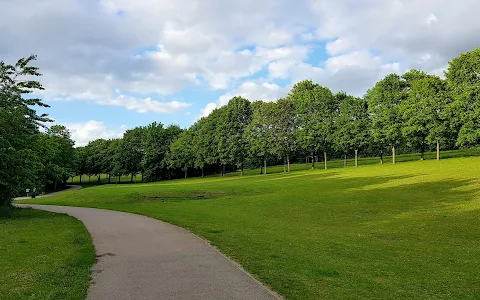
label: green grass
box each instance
[21,153,480,299]
[0,208,95,300]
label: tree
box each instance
[366,74,407,164]
[289,80,336,169]
[333,92,371,167]
[142,122,181,182]
[271,98,297,172]
[244,101,275,174]
[445,47,480,148]
[85,139,109,184]
[0,55,51,206]
[118,127,145,183]
[223,97,253,176]
[74,147,88,184]
[400,73,451,160]
[37,125,75,190]
[167,129,193,178]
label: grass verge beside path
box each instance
[0,208,95,300]
[21,156,480,299]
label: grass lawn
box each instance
[22,155,480,299]
[0,208,95,300]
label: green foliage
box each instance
[271,98,297,169]
[0,55,52,205]
[244,101,276,170]
[333,92,371,156]
[166,128,194,176]
[289,80,337,168]
[445,47,480,147]
[366,73,407,150]
[118,127,145,181]
[400,73,452,157]
[142,123,181,182]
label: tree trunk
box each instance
[324,151,328,170]
[241,161,244,176]
[88,175,91,183]
[264,158,267,175]
[284,159,286,173]
[287,154,291,173]
[108,174,111,184]
[260,166,262,175]
[201,166,204,178]
[130,173,134,183]
[380,151,383,165]
[311,152,315,169]
[355,149,358,168]
[392,146,396,164]
[80,175,82,184]
[54,180,57,191]
[437,140,440,161]
[421,151,425,160]
[344,154,347,168]
[141,173,143,183]
[184,168,187,179]
[97,175,101,184]
[118,176,120,184]
[223,165,226,177]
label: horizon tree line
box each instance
[1,48,479,205]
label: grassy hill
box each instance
[22,155,480,299]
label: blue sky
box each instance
[1,0,479,146]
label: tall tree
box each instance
[167,129,193,178]
[445,47,480,148]
[401,73,451,160]
[119,127,145,183]
[224,97,253,176]
[366,74,407,164]
[37,125,76,190]
[289,80,336,169]
[333,92,371,167]
[271,98,297,172]
[244,101,275,174]
[142,122,181,182]
[0,55,51,205]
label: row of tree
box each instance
[75,48,480,184]
[1,48,479,205]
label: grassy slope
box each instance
[0,208,95,300]
[22,156,480,299]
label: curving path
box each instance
[17,204,280,300]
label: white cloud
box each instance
[2,0,480,119]
[200,81,288,118]
[64,120,127,147]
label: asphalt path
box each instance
[17,204,280,300]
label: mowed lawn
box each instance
[0,208,95,300]
[22,156,480,299]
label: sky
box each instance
[1,0,479,146]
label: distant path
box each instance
[16,204,280,300]
[14,185,82,201]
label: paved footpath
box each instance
[17,204,280,300]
